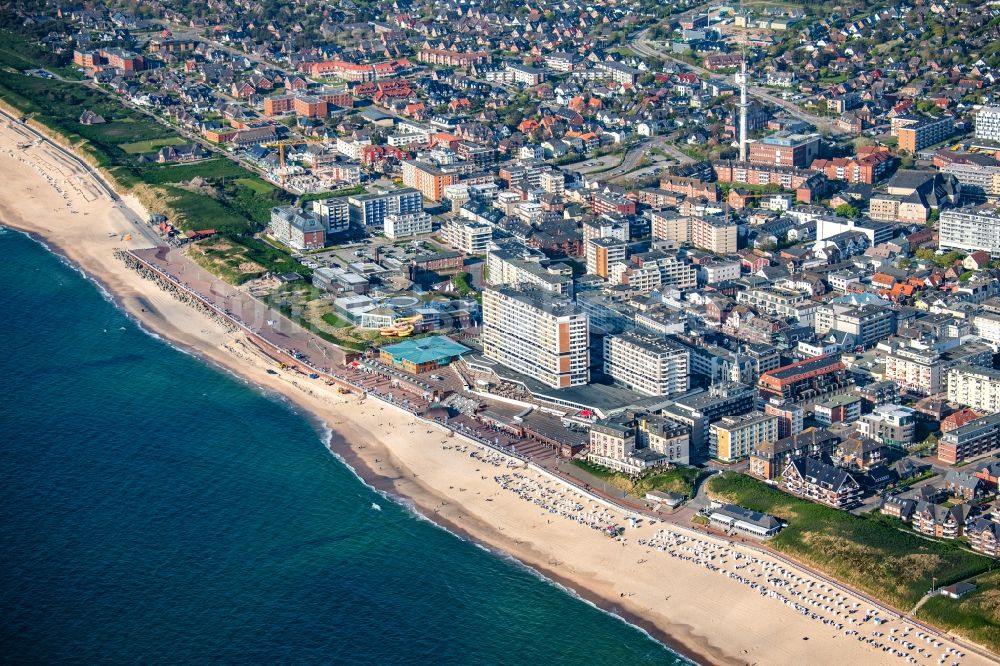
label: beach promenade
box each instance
[0,114,996,666]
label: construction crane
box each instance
[261,138,330,186]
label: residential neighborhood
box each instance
[3,0,1000,660]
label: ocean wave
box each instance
[322,441,693,665]
[16,227,691,664]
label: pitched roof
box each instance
[788,457,858,492]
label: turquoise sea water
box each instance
[0,229,688,665]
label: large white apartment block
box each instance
[312,198,350,233]
[939,207,1000,256]
[975,106,1000,142]
[583,217,630,243]
[348,188,422,228]
[335,136,371,160]
[947,365,1000,413]
[383,211,432,239]
[942,162,1000,204]
[973,312,1000,348]
[736,287,809,319]
[814,303,895,348]
[441,218,492,254]
[884,346,941,395]
[603,333,690,397]
[485,248,574,295]
[482,287,589,388]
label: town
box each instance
[2,0,1000,657]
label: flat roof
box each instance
[816,394,861,408]
[764,355,841,381]
[381,335,470,364]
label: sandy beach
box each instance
[1,114,995,666]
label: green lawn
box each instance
[917,569,1000,656]
[77,119,174,145]
[321,312,352,328]
[631,467,706,498]
[570,460,706,498]
[298,184,366,203]
[119,136,188,154]
[451,272,474,296]
[571,459,622,481]
[160,185,255,235]
[0,30,84,80]
[707,473,992,609]
[235,177,275,194]
[140,158,251,185]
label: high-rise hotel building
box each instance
[603,333,689,397]
[482,287,590,388]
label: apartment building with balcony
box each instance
[482,287,589,388]
[603,333,690,397]
[781,457,861,509]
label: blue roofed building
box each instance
[379,335,471,374]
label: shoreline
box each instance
[1,115,996,666]
[2,220,712,665]
[327,424,707,664]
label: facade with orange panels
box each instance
[401,160,458,201]
[482,287,589,388]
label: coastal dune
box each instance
[0,117,994,666]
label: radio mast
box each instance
[737,0,750,162]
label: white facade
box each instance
[947,365,1000,413]
[939,207,1000,256]
[539,170,566,196]
[312,198,350,233]
[384,211,432,239]
[973,313,1000,348]
[885,347,941,395]
[485,249,573,296]
[441,218,492,254]
[585,236,627,278]
[975,106,1000,142]
[482,287,589,388]
[603,333,690,397]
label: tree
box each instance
[835,203,860,219]
[502,109,523,129]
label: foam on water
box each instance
[0,228,689,666]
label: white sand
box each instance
[0,114,994,666]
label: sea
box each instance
[0,228,689,665]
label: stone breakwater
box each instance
[114,248,240,334]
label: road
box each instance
[628,28,843,135]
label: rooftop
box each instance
[381,335,470,365]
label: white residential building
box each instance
[312,198,350,233]
[975,106,1000,142]
[586,236,627,278]
[939,207,1000,256]
[482,287,589,388]
[384,211,432,239]
[441,218,492,254]
[539,170,565,196]
[603,333,690,397]
[947,364,1000,413]
[884,346,940,396]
